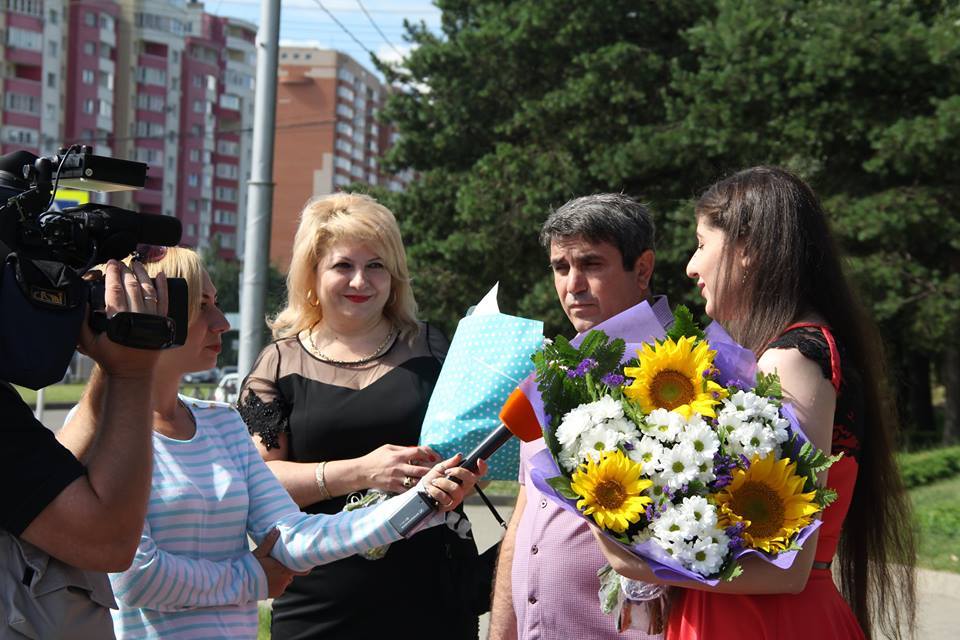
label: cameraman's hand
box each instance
[78,259,168,377]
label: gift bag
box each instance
[419,284,543,480]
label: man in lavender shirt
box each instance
[488,194,671,640]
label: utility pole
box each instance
[238,0,281,378]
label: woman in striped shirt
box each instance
[58,247,485,639]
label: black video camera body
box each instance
[0,146,188,389]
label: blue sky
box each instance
[205,0,442,76]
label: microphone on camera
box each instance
[389,387,542,537]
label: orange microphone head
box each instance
[498,387,542,442]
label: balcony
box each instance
[98,57,115,74]
[226,36,254,58]
[100,27,116,48]
[5,48,42,67]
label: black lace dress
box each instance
[238,323,480,640]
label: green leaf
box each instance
[665,305,705,342]
[719,561,744,582]
[546,475,580,501]
[754,371,783,399]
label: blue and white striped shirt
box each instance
[107,397,439,639]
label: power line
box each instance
[355,0,404,59]
[73,119,338,146]
[311,0,375,58]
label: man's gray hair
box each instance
[539,193,655,270]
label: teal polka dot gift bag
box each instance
[419,285,544,480]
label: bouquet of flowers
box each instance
[527,307,840,617]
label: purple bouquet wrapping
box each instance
[525,306,840,592]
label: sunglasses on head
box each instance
[132,244,169,263]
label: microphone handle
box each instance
[390,423,512,536]
[460,423,511,472]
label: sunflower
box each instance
[713,454,820,554]
[570,449,653,534]
[623,336,727,418]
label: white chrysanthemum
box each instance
[628,435,664,471]
[678,496,719,531]
[558,446,580,473]
[695,458,717,485]
[576,425,623,464]
[643,408,685,443]
[658,444,700,489]
[588,395,624,422]
[727,390,768,414]
[556,405,594,447]
[729,422,779,460]
[681,416,721,460]
[687,536,727,576]
[651,506,692,543]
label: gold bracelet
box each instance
[315,461,332,501]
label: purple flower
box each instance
[566,357,598,379]
[601,372,625,387]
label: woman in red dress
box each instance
[595,166,916,639]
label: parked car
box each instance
[182,367,220,384]
[213,372,240,405]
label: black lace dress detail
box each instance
[236,390,289,451]
[768,326,864,461]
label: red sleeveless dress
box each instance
[666,324,865,640]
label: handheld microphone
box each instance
[389,387,542,537]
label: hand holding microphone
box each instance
[390,387,542,536]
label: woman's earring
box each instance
[307,290,320,307]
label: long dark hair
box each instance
[694,166,916,639]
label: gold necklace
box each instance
[307,323,397,366]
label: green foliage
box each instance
[531,329,625,456]
[546,475,579,501]
[898,446,960,489]
[718,561,743,582]
[377,0,960,440]
[665,305,705,343]
[789,435,843,506]
[753,372,783,400]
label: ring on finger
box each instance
[402,476,414,489]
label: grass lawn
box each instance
[258,602,271,640]
[16,382,217,407]
[909,474,960,573]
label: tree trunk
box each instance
[941,341,959,446]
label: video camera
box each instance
[0,145,188,390]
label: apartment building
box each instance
[271,46,408,270]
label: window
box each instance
[85,12,97,27]
[47,72,57,88]
[193,100,204,114]
[98,71,114,90]
[189,149,200,162]
[216,164,239,180]
[186,224,196,237]
[48,8,58,24]
[136,94,164,112]
[6,0,42,17]
[334,174,351,187]
[100,15,115,31]
[336,104,354,119]
[136,66,166,86]
[188,199,198,212]
[214,186,237,203]
[134,148,163,164]
[336,122,353,137]
[337,86,354,101]
[48,40,58,57]
[3,127,38,145]
[135,121,164,138]
[193,75,203,88]
[335,139,352,154]
[100,44,113,60]
[82,99,95,115]
[337,68,355,83]
[335,157,351,171]
[82,70,95,85]
[187,174,199,187]
[6,27,43,51]
[83,42,96,56]
[219,94,240,111]
[217,140,239,156]
[99,100,112,119]
[190,124,202,137]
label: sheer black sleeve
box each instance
[236,342,291,450]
